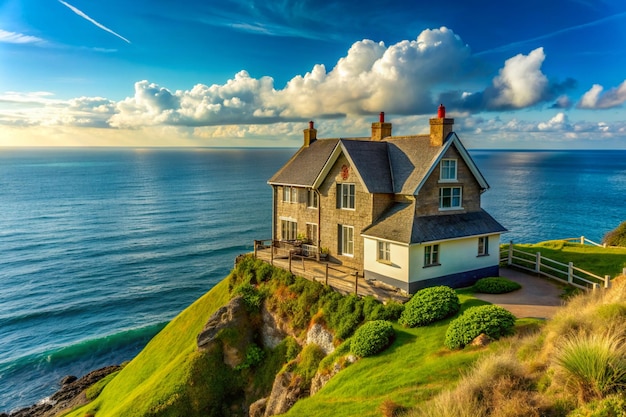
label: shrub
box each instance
[444,305,516,349]
[474,277,522,294]
[232,282,265,312]
[399,286,460,328]
[235,343,264,371]
[350,320,395,357]
[293,343,326,383]
[603,221,626,247]
[553,330,626,403]
[382,300,405,321]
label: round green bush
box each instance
[444,305,517,349]
[350,320,395,357]
[474,277,521,294]
[398,286,460,327]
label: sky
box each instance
[1,0,626,148]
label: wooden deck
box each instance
[253,243,408,303]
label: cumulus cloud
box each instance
[577,80,626,109]
[439,48,576,112]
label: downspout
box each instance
[272,185,277,243]
[316,189,321,262]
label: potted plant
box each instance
[320,247,330,259]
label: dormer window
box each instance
[440,159,457,181]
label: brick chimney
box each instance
[429,104,454,147]
[303,120,317,147]
[371,112,392,141]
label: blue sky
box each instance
[1,0,626,148]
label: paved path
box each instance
[474,267,565,319]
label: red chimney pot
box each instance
[379,112,385,123]
[309,121,314,129]
[437,104,445,119]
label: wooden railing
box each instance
[499,242,612,290]
[561,236,607,248]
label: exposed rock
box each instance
[470,333,492,347]
[310,354,356,395]
[260,303,287,349]
[7,365,121,417]
[263,372,307,417]
[249,397,268,417]
[197,296,254,368]
[60,375,77,385]
[306,323,334,355]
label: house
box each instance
[267,105,506,294]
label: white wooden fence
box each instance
[499,242,619,290]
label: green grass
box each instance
[503,241,626,279]
[64,278,232,417]
[283,295,491,417]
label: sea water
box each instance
[0,148,625,412]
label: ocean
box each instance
[0,148,625,412]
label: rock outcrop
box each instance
[197,296,254,368]
[4,365,121,417]
[306,323,334,355]
[263,371,307,417]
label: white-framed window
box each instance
[377,241,391,263]
[280,219,297,241]
[306,223,318,244]
[307,189,318,208]
[282,186,298,203]
[339,183,355,210]
[439,187,462,209]
[339,225,354,256]
[440,159,457,181]
[424,244,440,266]
[478,236,489,256]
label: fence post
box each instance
[325,263,329,286]
[508,241,513,266]
[580,236,585,245]
[253,240,258,259]
[604,275,611,289]
[568,262,574,284]
[289,251,292,273]
[592,282,598,291]
[623,267,626,277]
[535,252,541,274]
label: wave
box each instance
[0,322,167,373]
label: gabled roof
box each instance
[268,138,338,187]
[362,205,507,244]
[268,132,489,195]
[313,139,393,193]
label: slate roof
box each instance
[386,137,444,194]
[268,138,338,187]
[362,206,507,244]
[340,139,392,193]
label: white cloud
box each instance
[577,80,626,109]
[537,112,570,131]
[0,29,47,45]
[487,47,548,109]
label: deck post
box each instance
[568,262,574,284]
[302,255,305,271]
[289,251,292,273]
[270,243,274,265]
[354,271,358,295]
[535,252,541,274]
[508,241,513,266]
[604,275,611,289]
[325,263,329,286]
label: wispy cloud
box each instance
[475,11,626,56]
[57,0,131,44]
[0,29,47,45]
